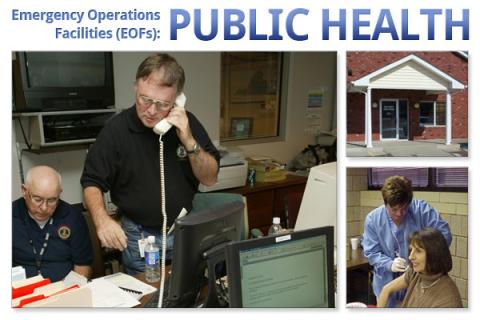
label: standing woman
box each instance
[377,228,462,308]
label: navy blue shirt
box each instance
[12,198,93,282]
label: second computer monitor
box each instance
[225,226,334,308]
[168,201,244,307]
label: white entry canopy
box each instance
[349,54,466,148]
[351,54,465,91]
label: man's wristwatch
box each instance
[186,143,201,155]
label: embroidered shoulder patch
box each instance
[58,225,71,240]
[176,145,187,158]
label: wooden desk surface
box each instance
[133,267,169,308]
[134,266,210,308]
[346,248,370,270]
[224,174,307,195]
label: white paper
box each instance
[87,278,140,307]
[63,270,88,287]
[102,272,157,299]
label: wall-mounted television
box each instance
[13,52,115,112]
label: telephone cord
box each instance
[158,135,168,308]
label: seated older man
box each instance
[12,165,93,282]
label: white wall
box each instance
[238,52,337,162]
[11,52,336,203]
[113,52,221,139]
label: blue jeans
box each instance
[121,216,174,275]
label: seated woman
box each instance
[377,228,462,308]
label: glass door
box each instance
[398,100,409,140]
[380,99,409,140]
[381,100,397,139]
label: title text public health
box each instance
[11,8,470,41]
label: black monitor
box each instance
[166,201,244,307]
[13,51,115,112]
[225,226,335,308]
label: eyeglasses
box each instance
[138,95,173,112]
[28,191,59,207]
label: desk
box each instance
[133,267,208,308]
[225,174,307,234]
[133,269,162,308]
[346,248,375,305]
[347,248,369,270]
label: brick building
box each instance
[347,52,468,147]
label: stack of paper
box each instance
[12,266,26,282]
[84,272,157,307]
[102,272,157,300]
[12,272,158,308]
[248,157,288,182]
[86,278,140,307]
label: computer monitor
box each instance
[294,162,336,238]
[225,226,334,308]
[167,201,244,307]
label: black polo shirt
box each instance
[81,106,220,228]
[12,198,93,282]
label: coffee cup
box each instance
[350,237,360,250]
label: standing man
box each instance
[81,53,219,275]
[362,175,451,307]
[13,166,93,282]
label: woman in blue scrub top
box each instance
[362,175,451,307]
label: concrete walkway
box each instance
[347,139,468,157]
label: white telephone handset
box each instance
[153,92,187,135]
[154,92,187,307]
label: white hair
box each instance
[24,165,63,191]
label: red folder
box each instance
[12,278,51,299]
[15,284,79,308]
[16,294,46,308]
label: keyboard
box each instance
[144,278,181,308]
[144,289,173,308]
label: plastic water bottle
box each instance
[144,235,160,283]
[268,217,283,235]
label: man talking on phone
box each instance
[81,53,220,275]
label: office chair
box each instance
[82,211,106,278]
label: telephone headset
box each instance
[153,92,187,308]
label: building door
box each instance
[380,99,408,140]
[398,100,408,140]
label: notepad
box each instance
[102,272,157,300]
[87,279,140,307]
[118,286,143,298]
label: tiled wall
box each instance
[346,168,468,307]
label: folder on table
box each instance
[12,275,51,300]
[24,285,92,307]
[12,274,92,308]
[12,280,83,307]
